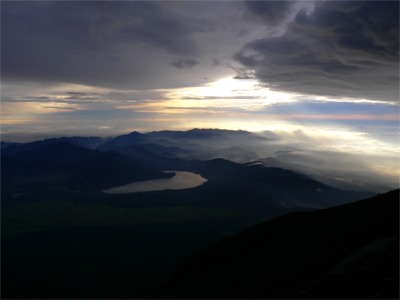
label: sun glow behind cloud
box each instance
[2,76,398,142]
[166,76,296,107]
[1,0,398,193]
[1,78,399,187]
[111,76,398,141]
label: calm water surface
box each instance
[103,171,208,194]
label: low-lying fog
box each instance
[103,171,207,194]
[140,129,399,193]
[4,128,398,194]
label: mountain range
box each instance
[3,129,396,193]
[1,129,398,299]
[1,132,371,215]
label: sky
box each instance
[1,0,399,157]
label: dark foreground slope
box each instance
[156,189,399,299]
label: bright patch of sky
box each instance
[1,1,399,182]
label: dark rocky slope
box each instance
[156,189,399,299]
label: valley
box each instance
[1,129,398,299]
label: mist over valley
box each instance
[2,129,398,299]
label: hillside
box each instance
[1,139,375,299]
[2,129,397,193]
[1,141,369,215]
[156,189,399,299]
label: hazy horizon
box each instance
[2,127,398,193]
[2,2,398,139]
[1,1,399,190]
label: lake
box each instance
[103,171,208,194]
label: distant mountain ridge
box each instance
[1,129,263,161]
[1,142,172,193]
[147,128,262,140]
[2,128,395,194]
[1,136,105,154]
[98,131,146,151]
[1,137,370,216]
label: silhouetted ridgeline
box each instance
[1,133,396,299]
[156,189,399,299]
[3,129,397,193]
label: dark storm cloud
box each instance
[170,58,199,69]
[245,1,296,26]
[1,1,203,89]
[235,1,399,101]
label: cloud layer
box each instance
[235,1,399,102]
[1,0,398,148]
[3,1,397,100]
[1,2,218,89]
